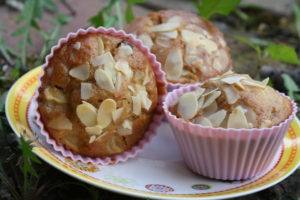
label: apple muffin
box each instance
[37,31,161,158]
[170,71,292,128]
[125,10,232,84]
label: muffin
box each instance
[125,10,232,86]
[164,72,296,180]
[36,27,166,161]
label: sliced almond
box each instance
[197,39,218,53]
[132,95,142,115]
[115,60,132,79]
[227,106,249,128]
[177,92,198,120]
[85,125,103,135]
[242,80,266,89]
[48,114,72,130]
[73,42,81,50]
[91,52,115,68]
[139,90,152,111]
[182,69,190,76]
[94,69,115,93]
[128,85,135,94]
[97,37,104,55]
[81,83,92,100]
[260,120,272,128]
[198,96,205,109]
[118,43,133,57]
[221,76,246,85]
[89,135,96,144]
[69,64,90,81]
[202,91,221,109]
[150,22,180,32]
[207,109,227,127]
[222,85,239,104]
[155,37,172,48]
[194,88,205,99]
[112,108,124,123]
[202,88,218,96]
[262,77,269,86]
[185,55,202,66]
[159,30,178,39]
[138,34,153,49]
[44,87,67,104]
[115,72,123,93]
[76,101,97,127]
[181,29,203,44]
[118,120,132,135]
[243,106,257,126]
[194,116,212,127]
[97,98,117,129]
[167,16,183,24]
[143,67,150,85]
[164,48,183,80]
[234,81,246,90]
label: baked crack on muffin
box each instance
[37,32,159,157]
[125,10,232,84]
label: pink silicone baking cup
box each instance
[34,27,167,165]
[163,84,297,180]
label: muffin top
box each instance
[37,32,159,157]
[171,71,292,128]
[125,10,232,84]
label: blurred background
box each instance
[0,0,300,199]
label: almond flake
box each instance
[167,16,183,24]
[181,29,204,44]
[197,39,218,53]
[118,120,132,135]
[112,108,124,123]
[177,92,198,120]
[227,106,249,128]
[207,109,227,127]
[185,55,201,66]
[81,83,92,100]
[69,64,90,81]
[118,43,133,57]
[44,87,67,104]
[242,80,266,89]
[91,52,115,68]
[222,85,239,104]
[202,91,221,109]
[115,72,123,93]
[94,69,115,93]
[128,85,135,93]
[139,90,152,111]
[155,37,171,48]
[194,88,205,99]
[89,135,96,144]
[198,96,205,109]
[159,30,178,39]
[244,106,257,126]
[203,101,218,116]
[73,42,81,50]
[76,101,97,127]
[115,60,132,79]
[138,34,153,49]
[132,95,142,115]
[164,48,183,80]
[85,125,103,135]
[234,81,246,90]
[150,22,180,32]
[221,76,246,85]
[194,116,212,127]
[260,120,272,128]
[97,98,117,129]
[97,37,104,55]
[48,114,72,130]
[262,77,269,86]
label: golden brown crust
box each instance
[125,10,232,84]
[38,32,159,157]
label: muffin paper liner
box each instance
[163,84,297,180]
[34,27,167,165]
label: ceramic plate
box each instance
[5,67,300,200]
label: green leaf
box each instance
[194,0,241,19]
[17,0,35,22]
[293,3,300,39]
[126,0,144,23]
[281,73,300,100]
[30,19,41,30]
[89,0,118,27]
[266,44,300,65]
[43,0,58,12]
[20,136,41,178]
[234,35,261,56]
[11,25,28,36]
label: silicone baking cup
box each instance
[34,27,167,165]
[163,84,297,180]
